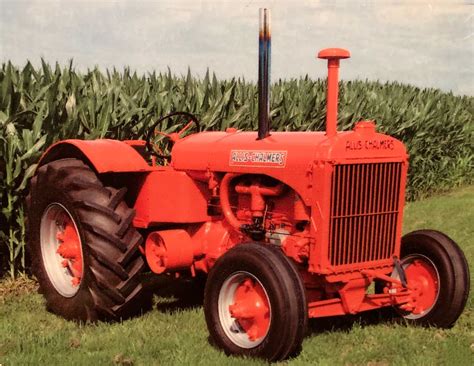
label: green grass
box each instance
[1,187,473,366]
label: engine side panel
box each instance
[133,169,211,227]
[170,125,407,207]
[171,131,326,205]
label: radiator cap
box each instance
[354,120,376,134]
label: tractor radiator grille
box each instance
[329,162,402,267]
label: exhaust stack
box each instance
[258,8,271,140]
[318,48,350,137]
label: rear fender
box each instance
[38,139,152,173]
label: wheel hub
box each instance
[404,256,439,316]
[56,215,83,286]
[40,203,84,297]
[228,278,270,341]
[392,254,440,318]
[218,271,272,348]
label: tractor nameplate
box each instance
[345,139,395,151]
[229,150,287,168]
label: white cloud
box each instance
[0,0,472,95]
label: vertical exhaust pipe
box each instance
[258,8,271,140]
[318,48,350,137]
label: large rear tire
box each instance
[204,243,307,361]
[27,158,152,321]
[393,230,470,328]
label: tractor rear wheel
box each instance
[204,243,307,361]
[394,230,470,328]
[27,158,151,321]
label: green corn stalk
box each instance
[0,60,472,277]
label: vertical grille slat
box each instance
[329,162,402,267]
[341,165,350,264]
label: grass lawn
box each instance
[1,186,473,366]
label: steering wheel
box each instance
[145,112,201,161]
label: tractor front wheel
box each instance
[394,230,470,328]
[27,158,151,321]
[204,243,307,361]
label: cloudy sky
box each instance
[0,0,472,95]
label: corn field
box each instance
[0,60,473,277]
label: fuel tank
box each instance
[171,121,407,205]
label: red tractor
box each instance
[27,9,469,362]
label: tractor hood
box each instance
[171,121,407,205]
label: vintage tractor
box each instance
[27,9,469,361]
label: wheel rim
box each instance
[218,271,271,348]
[399,254,440,319]
[40,203,84,297]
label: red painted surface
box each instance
[318,48,350,137]
[145,230,198,274]
[38,139,152,173]
[191,221,238,272]
[229,278,271,341]
[171,127,406,206]
[235,179,284,216]
[172,130,326,205]
[56,214,82,287]
[133,169,211,227]
[402,256,439,315]
[38,45,418,320]
[219,173,243,230]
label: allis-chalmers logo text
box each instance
[229,150,288,168]
[346,139,394,151]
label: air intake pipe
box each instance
[258,8,271,140]
[318,48,350,137]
